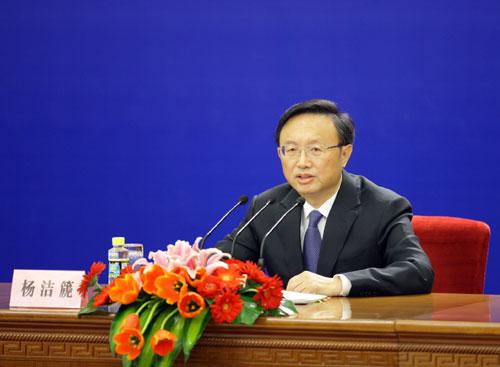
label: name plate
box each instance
[10,269,85,309]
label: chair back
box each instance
[412,216,490,294]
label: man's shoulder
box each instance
[344,171,409,204]
[254,183,295,203]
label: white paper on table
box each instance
[282,290,327,304]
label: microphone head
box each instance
[238,195,249,204]
[267,198,275,204]
[295,197,306,205]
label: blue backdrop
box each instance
[1,1,499,293]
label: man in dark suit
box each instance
[217,99,434,296]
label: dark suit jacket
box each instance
[216,171,434,296]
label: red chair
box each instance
[412,216,490,294]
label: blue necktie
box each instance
[303,210,323,272]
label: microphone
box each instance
[258,197,305,268]
[199,195,249,249]
[230,198,275,258]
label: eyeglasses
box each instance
[278,143,344,159]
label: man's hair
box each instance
[275,99,355,146]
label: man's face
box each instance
[278,113,352,208]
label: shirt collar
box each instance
[302,176,342,220]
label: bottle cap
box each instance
[112,237,125,246]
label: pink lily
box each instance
[137,237,229,279]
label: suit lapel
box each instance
[275,189,304,279]
[316,171,361,277]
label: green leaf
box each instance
[138,300,163,334]
[245,279,260,288]
[264,308,281,317]
[121,355,132,367]
[183,308,211,362]
[233,295,264,325]
[89,276,99,288]
[280,299,298,315]
[157,313,186,367]
[239,280,259,294]
[109,302,141,358]
[137,305,176,367]
[77,298,98,316]
[78,285,112,316]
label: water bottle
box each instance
[124,243,144,267]
[108,236,129,284]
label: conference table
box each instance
[0,283,499,367]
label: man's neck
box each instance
[306,177,343,209]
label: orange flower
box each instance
[151,329,176,356]
[178,292,205,318]
[241,261,267,284]
[196,275,221,299]
[93,286,111,307]
[214,267,244,292]
[225,259,245,272]
[253,275,283,310]
[109,274,140,304]
[120,264,135,276]
[172,267,206,287]
[209,290,243,324]
[155,273,187,304]
[78,261,106,296]
[113,314,144,361]
[141,265,166,295]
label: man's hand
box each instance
[286,271,342,296]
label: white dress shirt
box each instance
[299,185,352,296]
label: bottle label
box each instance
[108,261,121,283]
[128,251,143,266]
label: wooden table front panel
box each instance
[1,283,500,367]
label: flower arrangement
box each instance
[78,238,297,366]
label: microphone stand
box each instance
[258,197,305,268]
[199,195,248,249]
[230,198,274,257]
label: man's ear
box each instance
[341,144,353,168]
[277,146,285,161]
